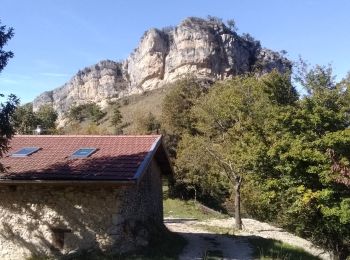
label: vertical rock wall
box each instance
[33,17,291,124]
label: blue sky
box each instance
[1,0,350,104]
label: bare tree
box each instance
[206,147,242,229]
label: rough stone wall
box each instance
[0,159,163,259]
[108,160,164,252]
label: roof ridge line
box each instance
[14,135,162,138]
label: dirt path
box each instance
[201,218,332,260]
[165,217,332,260]
[165,219,253,260]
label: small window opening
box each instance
[51,227,71,250]
[8,185,17,192]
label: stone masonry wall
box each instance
[108,160,164,252]
[0,159,163,259]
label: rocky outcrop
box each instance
[33,60,127,113]
[124,17,264,90]
[33,17,291,123]
[125,29,169,92]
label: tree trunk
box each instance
[234,178,242,230]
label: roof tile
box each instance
[0,135,161,181]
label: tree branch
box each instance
[204,146,238,183]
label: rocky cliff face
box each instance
[33,17,291,122]
[33,60,128,112]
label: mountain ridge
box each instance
[33,17,291,125]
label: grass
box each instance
[163,198,228,221]
[203,249,224,260]
[101,87,168,134]
[118,88,168,134]
[194,223,235,235]
[163,180,228,221]
[62,87,169,135]
[248,236,321,260]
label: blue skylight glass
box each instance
[11,147,41,157]
[71,148,97,158]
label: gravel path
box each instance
[165,219,252,260]
[165,217,332,260]
[204,218,332,260]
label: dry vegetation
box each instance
[62,87,169,135]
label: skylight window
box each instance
[11,147,41,157]
[71,148,97,158]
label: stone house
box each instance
[0,135,172,259]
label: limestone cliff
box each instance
[33,60,127,112]
[33,17,291,122]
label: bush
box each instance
[68,103,106,123]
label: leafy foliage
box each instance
[110,103,123,127]
[134,112,160,134]
[109,103,124,134]
[13,104,57,134]
[0,20,14,73]
[68,103,106,123]
[161,77,208,156]
[226,19,238,32]
[171,68,349,257]
[0,20,17,172]
[13,103,38,134]
[0,94,19,171]
[36,104,58,130]
[175,71,297,229]
[260,72,350,257]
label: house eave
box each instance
[133,135,162,184]
[0,179,137,186]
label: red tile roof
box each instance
[0,135,164,182]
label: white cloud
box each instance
[0,78,20,85]
[40,72,70,77]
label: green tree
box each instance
[0,20,14,72]
[239,64,350,258]
[262,65,350,258]
[110,103,123,133]
[87,103,105,123]
[36,104,58,130]
[13,103,38,134]
[176,71,297,229]
[175,134,230,208]
[13,104,58,134]
[171,65,349,257]
[68,104,84,122]
[161,77,208,156]
[134,112,160,134]
[68,103,105,123]
[0,20,17,171]
[226,19,238,32]
[0,94,19,170]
